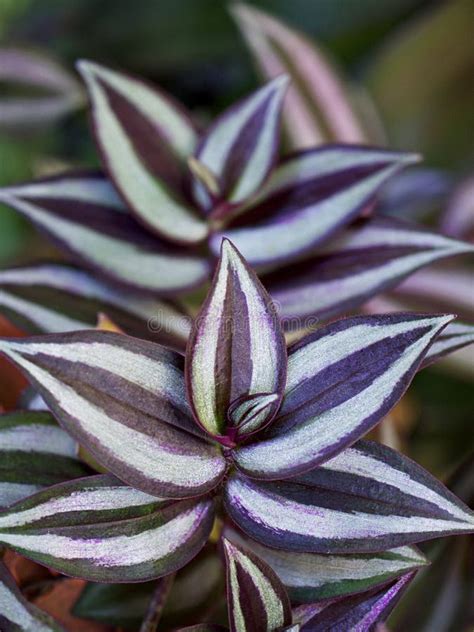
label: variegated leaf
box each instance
[293,573,414,631]
[186,239,286,441]
[193,76,288,212]
[234,313,452,479]
[77,60,207,243]
[231,3,367,148]
[223,527,427,602]
[0,173,209,294]
[0,331,226,498]
[226,440,474,554]
[265,216,474,327]
[0,410,89,508]
[0,475,214,582]
[211,146,418,269]
[421,321,474,368]
[0,264,191,352]
[0,561,65,631]
[222,537,292,632]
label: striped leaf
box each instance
[210,146,418,269]
[293,573,414,631]
[231,3,367,148]
[77,60,207,244]
[193,76,288,212]
[421,321,474,368]
[0,173,209,294]
[222,537,292,632]
[0,561,65,631]
[0,331,226,498]
[225,441,474,554]
[0,264,191,352]
[265,217,474,326]
[0,475,214,582]
[223,527,427,603]
[0,410,89,507]
[234,313,452,479]
[186,239,286,441]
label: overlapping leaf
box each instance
[211,147,418,269]
[224,527,427,602]
[187,240,286,440]
[222,537,292,632]
[0,560,65,631]
[0,173,209,294]
[0,331,226,498]
[293,573,414,631]
[0,264,191,351]
[265,217,474,326]
[77,60,207,243]
[422,322,474,368]
[231,3,368,148]
[226,441,474,554]
[234,313,452,479]
[193,76,288,212]
[0,410,89,507]
[0,475,214,582]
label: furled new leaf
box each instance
[187,240,286,441]
[0,173,209,294]
[0,410,89,507]
[222,537,292,632]
[0,331,226,498]
[226,440,474,554]
[211,147,418,269]
[234,313,453,479]
[0,475,214,582]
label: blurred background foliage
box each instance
[0,0,472,475]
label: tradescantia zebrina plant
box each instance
[1,59,474,350]
[0,240,473,627]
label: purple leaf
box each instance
[225,440,474,554]
[0,263,191,352]
[0,560,66,630]
[265,216,473,328]
[186,240,286,442]
[421,321,474,368]
[193,76,289,212]
[0,410,89,508]
[0,331,226,498]
[210,146,419,269]
[231,3,368,148]
[77,60,208,244]
[0,475,214,582]
[293,573,414,631]
[222,536,292,632]
[234,313,452,479]
[0,172,209,295]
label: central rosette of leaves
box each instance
[186,239,286,448]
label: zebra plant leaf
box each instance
[0,410,89,507]
[0,263,191,352]
[234,313,452,479]
[0,475,214,582]
[293,573,414,631]
[266,217,474,326]
[226,440,474,554]
[186,239,286,441]
[0,173,209,294]
[0,561,66,631]
[223,527,427,603]
[222,537,292,632]
[231,3,367,148]
[422,321,474,368]
[77,60,207,244]
[210,146,418,269]
[0,331,226,498]
[193,76,289,212]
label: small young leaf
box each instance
[187,240,286,441]
[222,537,292,632]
